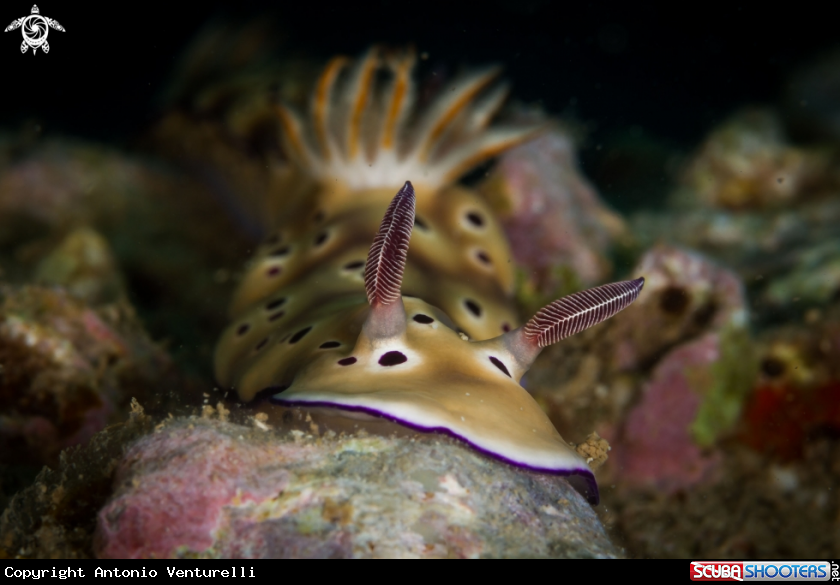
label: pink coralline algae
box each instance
[481,130,627,293]
[95,422,306,559]
[94,417,617,559]
[609,334,723,493]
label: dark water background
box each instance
[1,0,835,211]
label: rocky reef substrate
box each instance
[2,406,618,559]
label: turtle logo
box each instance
[5,5,64,54]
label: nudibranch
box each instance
[214,48,643,504]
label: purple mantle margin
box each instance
[270,394,600,505]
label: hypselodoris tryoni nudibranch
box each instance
[214,48,643,504]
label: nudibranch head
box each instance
[217,182,643,505]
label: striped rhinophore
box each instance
[364,182,415,307]
[523,278,645,347]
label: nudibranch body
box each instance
[214,49,643,504]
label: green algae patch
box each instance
[690,326,757,447]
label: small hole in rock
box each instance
[268,311,285,322]
[489,356,511,377]
[270,246,290,257]
[379,351,408,366]
[338,357,357,366]
[413,314,434,324]
[659,285,689,315]
[476,251,492,265]
[414,216,428,230]
[464,299,482,317]
[255,338,269,351]
[466,212,484,227]
[266,266,282,277]
[501,322,511,332]
[319,341,341,349]
[761,357,786,378]
[236,324,250,336]
[314,232,329,246]
[289,326,312,344]
[343,260,365,269]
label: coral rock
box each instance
[0,411,154,559]
[34,227,126,305]
[94,418,618,559]
[742,304,840,460]
[608,438,840,559]
[675,108,832,211]
[609,244,747,372]
[609,334,725,493]
[0,136,254,374]
[526,244,750,458]
[761,239,840,307]
[0,285,175,466]
[481,129,627,297]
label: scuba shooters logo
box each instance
[692,563,745,581]
[690,561,836,581]
[4,5,64,54]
